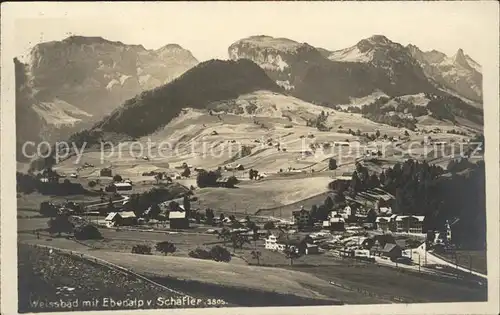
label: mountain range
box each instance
[15,34,483,160]
[15,36,198,156]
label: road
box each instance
[413,243,487,279]
[84,195,130,210]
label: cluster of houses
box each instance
[375,214,425,234]
[265,234,319,255]
[104,204,190,229]
[291,202,427,235]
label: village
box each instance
[27,161,467,279]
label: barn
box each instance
[169,211,189,229]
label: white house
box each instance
[265,235,279,251]
[379,207,392,215]
[264,235,289,252]
[343,205,352,216]
[113,182,132,191]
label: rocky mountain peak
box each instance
[452,48,471,69]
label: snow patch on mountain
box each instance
[328,45,373,63]
[32,99,92,126]
[276,80,294,90]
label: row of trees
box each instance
[46,214,102,240]
[188,245,231,262]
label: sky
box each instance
[9,1,498,65]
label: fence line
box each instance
[27,243,190,298]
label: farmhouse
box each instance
[375,215,396,232]
[335,172,353,182]
[328,217,345,231]
[113,182,132,191]
[379,206,393,215]
[292,208,311,230]
[105,211,137,227]
[100,168,112,177]
[216,177,236,188]
[169,211,189,229]
[379,243,403,261]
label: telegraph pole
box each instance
[418,255,421,273]
[469,255,472,275]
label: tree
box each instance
[219,213,225,222]
[328,158,338,170]
[183,195,191,215]
[155,241,176,255]
[310,205,319,222]
[131,245,152,255]
[324,196,334,211]
[188,248,211,260]
[210,245,231,262]
[263,221,275,230]
[251,250,262,265]
[376,130,381,138]
[148,203,161,219]
[113,174,123,182]
[181,167,191,178]
[283,245,302,266]
[367,209,377,223]
[88,180,97,188]
[74,224,102,240]
[226,176,239,188]
[47,215,74,236]
[350,171,361,195]
[218,228,231,246]
[368,174,380,189]
[196,169,220,188]
[106,198,115,212]
[154,173,162,184]
[40,201,58,217]
[230,233,250,252]
[205,208,215,225]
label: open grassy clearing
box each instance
[18,243,180,313]
[290,263,487,303]
[434,250,487,275]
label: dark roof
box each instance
[395,239,407,248]
[381,243,401,253]
[216,177,229,183]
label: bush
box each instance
[196,169,220,188]
[209,245,231,262]
[74,224,102,240]
[47,215,74,236]
[113,174,123,182]
[226,176,239,188]
[328,158,338,170]
[188,248,212,260]
[131,244,152,255]
[155,241,176,255]
[40,201,58,217]
[88,180,97,188]
[181,167,191,178]
[263,221,275,230]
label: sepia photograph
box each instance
[1,1,499,315]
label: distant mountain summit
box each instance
[407,44,482,102]
[15,35,199,156]
[229,35,437,106]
